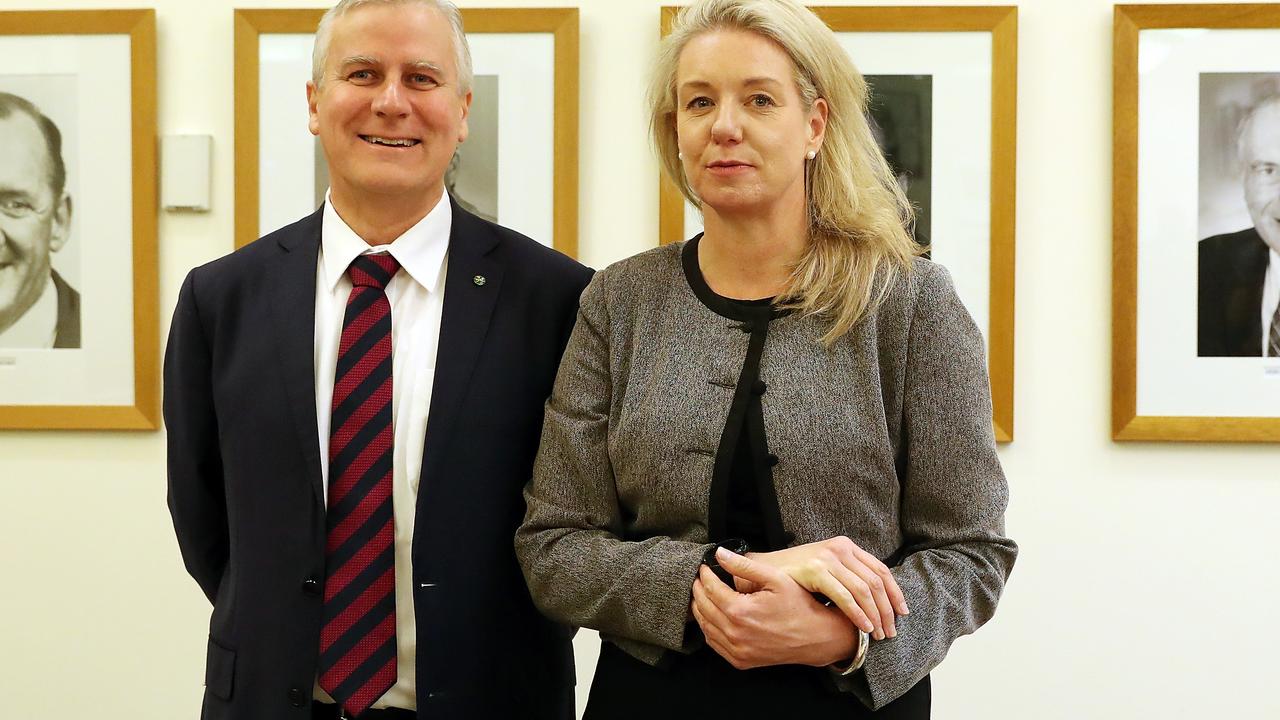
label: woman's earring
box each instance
[806,150,817,160]
[678,152,684,160]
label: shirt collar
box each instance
[0,273,57,349]
[320,188,451,294]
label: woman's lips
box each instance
[706,162,753,176]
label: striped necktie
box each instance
[319,253,400,717]
[1270,302,1280,358]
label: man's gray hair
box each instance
[311,0,473,95]
[0,92,66,198]
[1236,95,1280,162]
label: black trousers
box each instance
[584,642,930,719]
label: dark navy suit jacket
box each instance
[165,199,592,719]
[1198,227,1270,357]
[51,269,79,348]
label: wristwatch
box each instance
[701,538,749,586]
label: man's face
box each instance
[306,3,471,207]
[1242,103,1280,254]
[0,112,70,334]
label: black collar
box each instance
[681,234,788,323]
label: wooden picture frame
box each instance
[0,10,158,430]
[1113,4,1280,442]
[658,5,1018,442]
[234,7,579,257]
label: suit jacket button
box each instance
[301,577,320,596]
[287,688,306,707]
[752,380,767,395]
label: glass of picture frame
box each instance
[658,5,1018,441]
[234,7,579,257]
[0,10,158,430]
[1113,3,1280,442]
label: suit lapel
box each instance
[1231,229,1270,355]
[268,208,325,505]
[418,200,504,490]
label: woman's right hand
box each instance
[743,536,908,640]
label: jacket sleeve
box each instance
[164,269,228,604]
[515,271,712,652]
[834,263,1018,708]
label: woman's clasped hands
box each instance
[690,537,909,669]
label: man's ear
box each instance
[307,81,321,136]
[48,193,72,253]
[457,89,472,144]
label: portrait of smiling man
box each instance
[0,91,78,350]
[164,1,592,718]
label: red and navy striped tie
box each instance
[319,253,400,717]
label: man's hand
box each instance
[741,537,907,640]
[691,547,860,669]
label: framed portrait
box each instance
[0,10,158,430]
[234,8,579,257]
[658,6,1018,441]
[1113,4,1280,442]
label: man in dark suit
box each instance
[1199,96,1280,357]
[0,91,79,349]
[164,1,590,718]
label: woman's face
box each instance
[674,29,826,220]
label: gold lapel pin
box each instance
[473,275,487,286]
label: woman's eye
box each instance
[686,97,712,110]
[750,94,774,108]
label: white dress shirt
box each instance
[313,191,450,710]
[1262,248,1279,356]
[0,274,57,349]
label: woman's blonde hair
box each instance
[648,0,924,344]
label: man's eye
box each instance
[409,74,438,85]
[0,199,34,214]
[348,70,374,81]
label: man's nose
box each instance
[372,80,410,117]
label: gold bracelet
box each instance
[830,629,870,677]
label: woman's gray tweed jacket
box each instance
[515,240,1016,710]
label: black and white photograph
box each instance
[0,9,157,430]
[1197,73,1280,358]
[660,5,1016,439]
[867,73,932,248]
[0,78,80,350]
[1114,5,1280,441]
[239,8,578,256]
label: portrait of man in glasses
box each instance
[0,91,78,350]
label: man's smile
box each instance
[359,134,421,147]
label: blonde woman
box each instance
[516,0,1015,715]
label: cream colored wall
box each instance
[0,0,1277,717]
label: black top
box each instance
[681,235,790,552]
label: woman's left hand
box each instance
[691,547,859,669]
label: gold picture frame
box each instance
[0,10,158,430]
[1113,4,1280,442]
[658,6,1018,442]
[234,8,579,258]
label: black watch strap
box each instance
[701,538,750,586]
